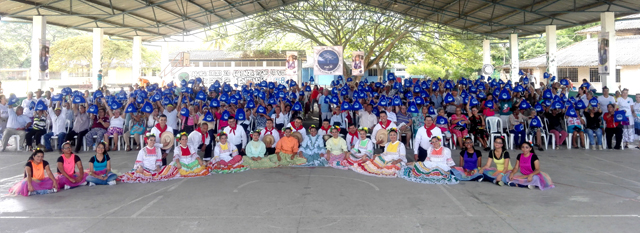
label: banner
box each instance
[598,32,610,74]
[285,51,298,76]
[351,51,364,76]
[313,46,343,76]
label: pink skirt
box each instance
[105,127,124,136]
[56,173,88,189]
[9,178,55,196]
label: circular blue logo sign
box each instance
[316,49,341,73]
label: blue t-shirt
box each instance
[319,95,330,113]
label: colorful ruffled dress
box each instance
[352,141,406,178]
[502,153,554,190]
[482,150,513,183]
[211,142,249,173]
[171,145,211,177]
[270,136,307,166]
[326,137,349,169]
[243,140,278,169]
[296,134,328,167]
[9,160,56,196]
[330,138,373,170]
[119,145,177,183]
[450,149,484,181]
[399,147,459,184]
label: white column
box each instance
[132,36,142,82]
[509,34,519,81]
[601,12,616,87]
[546,25,557,86]
[30,16,46,90]
[92,28,103,90]
[483,39,491,65]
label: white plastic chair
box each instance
[526,119,551,150]
[566,118,588,149]
[486,117,507,150]
[50,120,71,150]
[543,118,557,150]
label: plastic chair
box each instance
[486,117,507,150]
[526,119,551,150]
[543,118,557,150]
[50,120,71,150]
[566,118,588,149]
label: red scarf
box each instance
[228,124,237,135]
[292,122,304,131]
[379,120,391,129]
[425,123,436,138]
[155,123,168,134]
[320,126,331,134]
[348,132,359,145]
[195,127,206,144]
[264,127,275,135]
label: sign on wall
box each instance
[313,46,343,76]
[598,32,610,74]
[285,51,298,76]
[351,51,364,76]
[175,67,287,87]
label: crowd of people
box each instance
[8,71,639,196]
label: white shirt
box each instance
[163,109,178,130]
[271,112,287,125]
[188,129,210,148]
[259,127,280,147]
[330,112,347,128]
[223,124,247,148]
[357,110,377,129]
[147,115,157,128]
[346,132,360,151]
[370,121,398,143]
[286,122,307,141]
[616,97,634,118]
[317,126,332,138]
[150,124,174,152]
[48,108,68,134]
[6,108,30,129]
[386,111,397,123]
[413,125,443,154]
[110,116,125,129]
[598,95,616,112]
[21,98,35,117]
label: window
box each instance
[267,61,285,67]
[589,68,600,82]
[396,68,405,72]
[236,61,261,67]
[616,69,621,83]
[558,68,578,82]
[368,69,378,76]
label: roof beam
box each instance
[68,0,179,29]
[8,0,165,37]
[474,0,578,25]
[463,0,558,31]
[78,0,183,32]
[221,0,247,16]
[185,0,226,23]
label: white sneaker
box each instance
[477,177,484,182]
[528,185,535,189]
[64,185,71,190]
[107,180,116,186]
[591,145,596,150]
[28,192,32,196]
[497,181,505,186]
[80,181,88,186]
[88,182,96,187]
[52,188,57,193]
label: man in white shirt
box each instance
[286,116,307,141]
[357,104,377,129]
[21,92,35,117]
[43,102,68,152]
[150,114,173,165]
[385,106,397,124]
[413,116,443,162]
[270,106,287,130]
[223,118,247,156]
[597,86,616,112]
[189,123,212,160]
[1,106,31,152]
[158,94,182,135]
[345,125,360,151]
[317,119,332,138]
[370,111,397,147]
[260,119,280,154]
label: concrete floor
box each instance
[1,142,640,233]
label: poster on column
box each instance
[598,32,610,74]
[285,51,298,76]
[39,40,50,80]
[351,51,364,76]
[313,46,343,76]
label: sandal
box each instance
[126,147,132,152]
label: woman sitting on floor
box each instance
[331,126,373,170]
[172,133,210,177]
[56,141,88,190]
[398,136,458,184]
[297,125,328,167]
[271,127,307,166]
[9,149,58,196]
[243,130,278,169]
[479,137,513,186]
[502,142,555,190]
[211,132,249,173]
[86,142,117,186]
[353,128,406,178]
[326,126,351,169]
[450,137,484,182]
[118,133,175,183]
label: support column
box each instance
[601,12,616,87]
[30,16,46,90]
[546,25,557,86]
[92,28,103,90]
[482,39,491,65]
[132,36,142,82]
[509,34,519,81]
